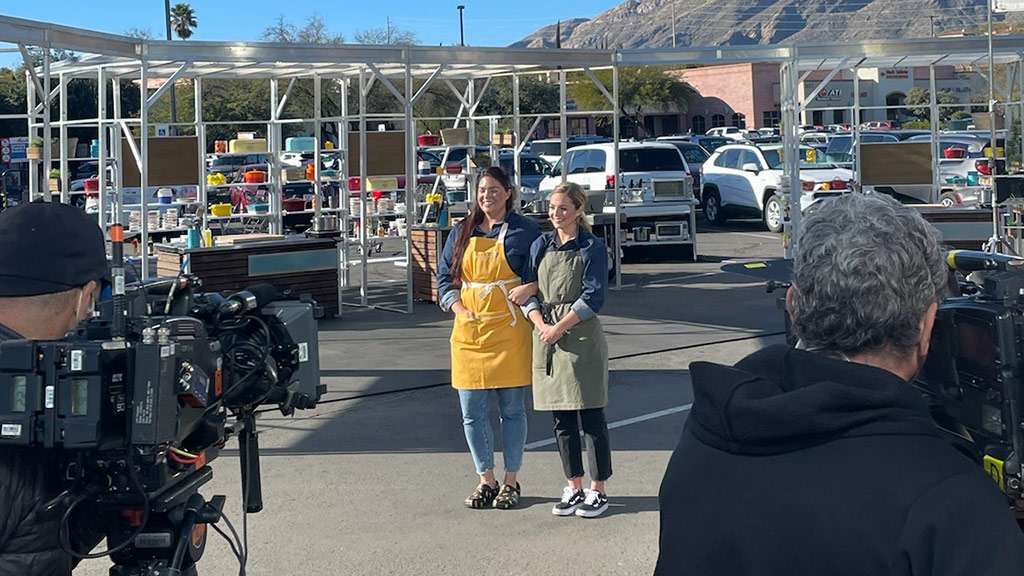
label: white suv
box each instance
[701,144,854,233]
[538,142,694,196]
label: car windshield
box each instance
[674,144,709,165]
[761,148,833,169]
[530,141,562,156]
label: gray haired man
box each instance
[655,193,1024,576]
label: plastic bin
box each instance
[285,137,317,152]
[244,170,266,183]
[83,178,100,192]
[229,138,267,153]
[417,134,441,146]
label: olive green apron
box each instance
[532,248,608,411]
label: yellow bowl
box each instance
[210,203,232,217]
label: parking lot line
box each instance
[524,403,693,450]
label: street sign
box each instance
[0,137,27,164]
[993,0,1024,12]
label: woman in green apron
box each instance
[522,182,612,518]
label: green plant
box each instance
[29,138,43,147]
[901,120,932,130]
[48,169,61,179]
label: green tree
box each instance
[170,4,198,40]
[475,76,560,137]
[569,66,695,138]
[904,87,962,122]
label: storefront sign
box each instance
[884,68,909,79]
[817,88,843,101]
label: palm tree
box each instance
[170,4,197,41]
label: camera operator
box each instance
[655,193,1024,575]
[0,201,107,574]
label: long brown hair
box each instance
[450,166,516,285]
[551,182,592,233]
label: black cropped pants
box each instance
[552,408,613,482]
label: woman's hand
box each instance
[451,301,476,319]
[507,283,538,306]
[538,323,565,345]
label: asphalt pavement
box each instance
[76,217,788,576]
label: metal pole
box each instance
[989,0,998,178]
[58,72,69,204]
[612,63,621,289]
[672,4,677,48]
[929,65,940,198]
[140,57,150,279]
[457,5,465,47]
[98,67,108,229]
[405,61,415,313]
[559,70,567,184]
[165,0,177,132]
[358,68,369,307]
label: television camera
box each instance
[0,270,325,575]
[915,250,1024,522]
[759,249,1024,524]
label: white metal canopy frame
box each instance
[4,15,1024,294]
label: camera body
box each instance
[916,259,1024,517]
[0,276,325,573]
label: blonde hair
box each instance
[550,182,592,233]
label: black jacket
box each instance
[655,345,1024,576]
[0,323,80,575]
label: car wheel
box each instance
[703,189,725,225]
[939,191,959,207]
[763,194,783,233]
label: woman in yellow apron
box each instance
[437,166,541,509]
[522,182,612,518]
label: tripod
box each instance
[104,467,226,576]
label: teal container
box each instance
[285,137,317,151]
[967,171,979,186]
[446,190,467,203]
[90,140,100,158]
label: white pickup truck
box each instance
[538,142,698,259]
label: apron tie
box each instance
[462,278,521,327]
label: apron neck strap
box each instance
[496,221,510,244]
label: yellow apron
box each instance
[450,222,533,390]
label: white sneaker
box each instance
[575,489,609,518]
[552,486,586,516]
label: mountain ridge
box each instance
[512,0,1000,50]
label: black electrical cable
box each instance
[210,524,244,574]
[254,330,787,415]
[58,449,152,560]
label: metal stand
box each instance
[104,468,226,576]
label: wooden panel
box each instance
[121,136,200,187]
[861,142,932,186]
[347,132,407,177]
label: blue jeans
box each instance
[458,387,528,476]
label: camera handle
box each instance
[238,411,264,514]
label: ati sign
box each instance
[816,88,843,101]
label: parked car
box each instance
[526,135,612,164]
[208,154,267,177]
[497,150,550,206]
[657,140,711,200]
[537,142,693,202]
[701,144,853,232]
[425,145,491,190]
[657,134,731,153]
[860,120,900,130]
[705,126,749,141]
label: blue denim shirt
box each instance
[522,229,608,322]
[436,212,542,312]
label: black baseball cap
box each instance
[0,201,108,297]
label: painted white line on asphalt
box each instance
[524,403,694,450]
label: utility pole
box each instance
[930,15,935,38]
[387,16,392,44]
[672,2,677,48]
[457,5,465,47]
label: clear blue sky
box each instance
[1,1,610,66]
